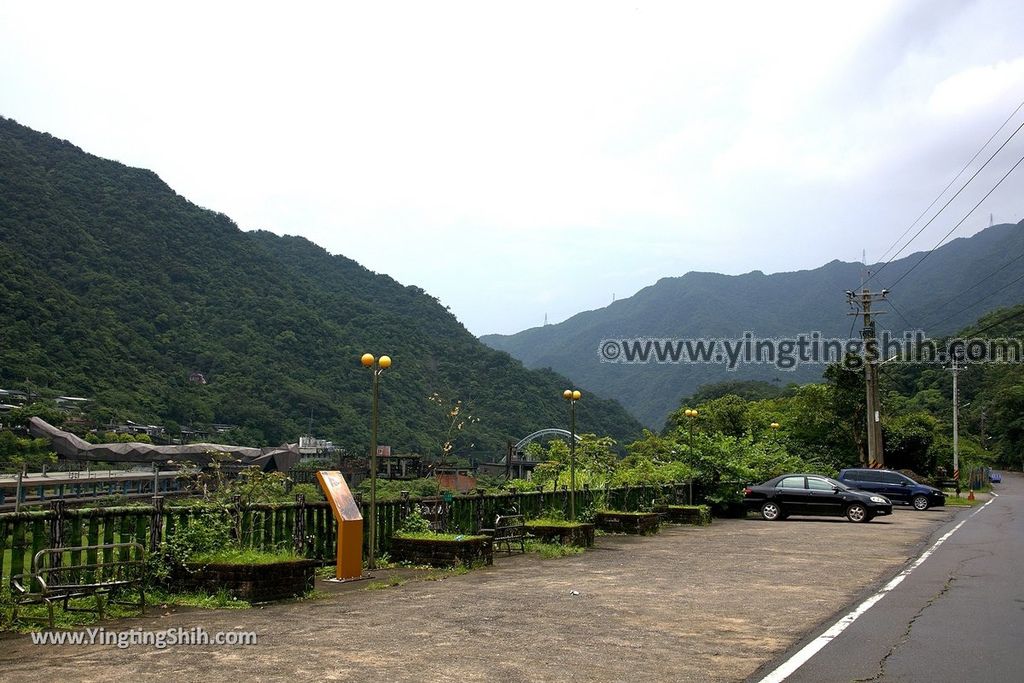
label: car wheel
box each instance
[761,502,783,521]
[912,495,929,511]
[846,503,869,523]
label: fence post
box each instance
[149,496,164,552]
[399,490,410,522]
[231,494,242,544]
[476,489,486,532]
[294,493,307,555]
[14,465,25,514]
[353,493,364,553]
[50,499,66,567]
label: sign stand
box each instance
[316,470,367,582]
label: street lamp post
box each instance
[563,389,581,521]
[683,408,699,451]
[684,409,698,504]
[361,352,392,571]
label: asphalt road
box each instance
[755,472,1022,683]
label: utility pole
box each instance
[949,350,961,496]
[847,288,888,466]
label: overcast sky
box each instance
[2,1,1023,335]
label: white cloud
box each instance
[1,0,1022,335]
[928,58,1024,116]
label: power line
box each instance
[875,97,1024,264]
[884,151,1024,291]
[886,297,916,330]
[917,250,1024,322]
[862,118,1024,289]
[963,304,1024,337]
[927,270,1024,333]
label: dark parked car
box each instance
[837,468,945,510]
[744,474,892,522]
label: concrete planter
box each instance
[179,558,318,603]
[390,535,493,568]
[655,505,712,526]
[525,522,595,547]
[594,511,660,535]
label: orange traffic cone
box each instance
[967,489,975,501]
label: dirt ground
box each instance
[0,507,963,682]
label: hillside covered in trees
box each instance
[0,116,643,457]
[483,220,1024,426]
[647,303,1024,480]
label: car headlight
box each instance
[870,496,888,504]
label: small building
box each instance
[55,396,91,411]
[108,421,165,438]
[299,435,336,458]
[376,453,422,480]
[434,466,477,493]
[0,389,28,406]
[477,455,540,480]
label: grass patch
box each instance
[524,540,584,559]
[0,586,251,633]
[424,565,471,581]
[944,496,982,507]
[366,577,408,590]
[301,589,331,601]
[392,532,489,542]
[189,548,301,565]
[147,587,252,610]
[526,518,588,528]
[1,591,148,632]
[596,509,657,516]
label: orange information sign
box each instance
[316,471,363,580]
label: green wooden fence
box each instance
[1,481,728,584]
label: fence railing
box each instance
[1,480,741,583]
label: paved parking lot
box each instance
[0,507,962,682]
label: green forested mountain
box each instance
[0,116,642,455]
[879,303,1024,472]
[482,220,1024,427]
[660,303,1024,474]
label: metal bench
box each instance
[10,542,146,628]
[480,513,527,555]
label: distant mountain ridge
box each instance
[0,116,643,454]
[482,220,1024,426]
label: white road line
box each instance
[757,496,998,683]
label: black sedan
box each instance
[744,474,893,523]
